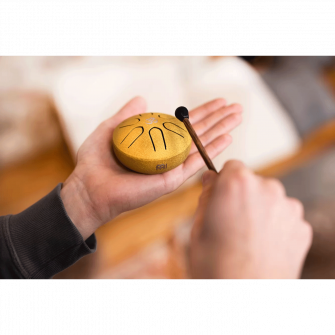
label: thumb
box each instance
[192,170,217,241]
[202,170,217,189]
[199,170,217,208]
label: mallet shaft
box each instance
[183,118,218,173]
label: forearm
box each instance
[0,184,96,279]
[0,216,23,278]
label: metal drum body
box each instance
[113,113,192,174]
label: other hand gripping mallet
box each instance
[175,106,218,173]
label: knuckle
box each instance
[231,167,252,185]
[200,132,209,145]
[201,117,211,130]
[230,113,243,125]
[218,112,241,130]
[289,198,304,217]
[223,133,232,145]
[218,120,227,133]
[201,117,212,133]
[267,178,285,196]
[214,98,226,107]
[224,159,243,169]
[301,222,313,245]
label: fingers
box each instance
[287,197,304,219]
[220,160,247,177]
[192,171,218,239]
[220,161,306,222]
[200,171,217,206]
[189,98,227,124]
[263,178,286,197]
[201,170,217,201]
[189,112,242,154]
[263,180,304,220]
[193,103,243,136]
[288,199,312,251]
[182,134,232,180]
[300,221,313,250]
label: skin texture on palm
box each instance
[61,96,243,240]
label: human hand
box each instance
[190,160,313,279]
[61,97,243,239]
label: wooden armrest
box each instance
[259,119,335,177]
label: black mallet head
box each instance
[175,106,189,122]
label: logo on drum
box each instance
[156,164,167,170]
[145,117,158,125]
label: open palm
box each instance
[62,97,242,239]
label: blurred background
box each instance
[1,56,335,279]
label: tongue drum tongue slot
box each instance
[120,126,144,148]
[149,127,166,152]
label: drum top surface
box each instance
[113,113,192,161]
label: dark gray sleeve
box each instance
[0,184,96,279]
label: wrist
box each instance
[60,172,102,240]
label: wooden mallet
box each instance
[175,106,218,173]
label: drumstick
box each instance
[175,106,217,173]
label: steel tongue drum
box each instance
[112,113,192,174]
